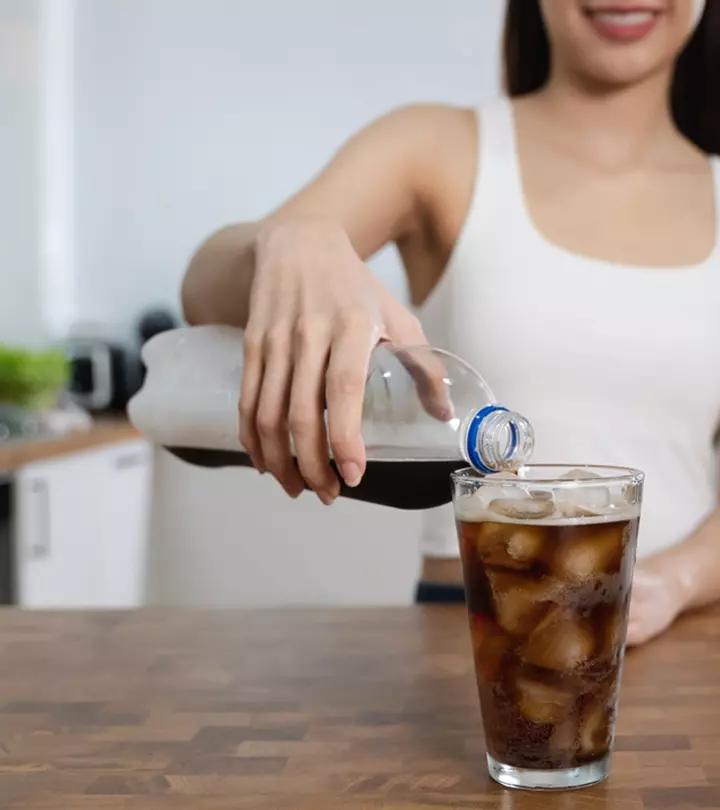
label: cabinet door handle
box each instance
[29,479,51,559]
[114,453,146,470]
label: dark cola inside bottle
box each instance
[129,326,535,509]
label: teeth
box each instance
[593,11,655,25]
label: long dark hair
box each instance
[503,0,720,155]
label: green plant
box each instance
[0,345,70,410]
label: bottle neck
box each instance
[463,406,535,474]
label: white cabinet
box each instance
[100,441,152,608]
[14,439,152,608]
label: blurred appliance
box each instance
[66,339,143,414]
[137,308,179,346]
[64,310,178,414]
[135,308,180,387]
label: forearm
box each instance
[181,221,262,328]
[652,506,720,612]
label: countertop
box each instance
[0,605,718,809]
[0,418,142,471]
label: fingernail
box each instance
[317,491,336,506]
[341,463,362,487]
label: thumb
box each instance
[394,345,453,422]
[381,300,453,422]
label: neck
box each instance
[538,69,678,165]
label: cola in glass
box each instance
[452,465,643,791]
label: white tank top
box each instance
[419,97,720,560]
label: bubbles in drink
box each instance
[456,469,640,771]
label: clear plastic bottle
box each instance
[129,326,534,509]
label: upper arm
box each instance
[182,105,478,326]
[264,105,473,263]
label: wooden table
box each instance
[0,606,718,809]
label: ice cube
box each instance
[506,527,548,566]
[552,524,625,582]
[550,712,579,757]
[560,468,603,480]
[488,497,554,521]
[466,522,517,569]
[488,571,554,636]
[556,469,613,516]
[471,521,506,550]
[464,522,546,571]
[470,615,512,682]
[523,606,595,671]
[516,675,574,725]
[601,605,627,659]
[557,487,611,516]
[577,702,610,757]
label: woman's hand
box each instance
[240,217,433,504]
[626,556,690,647]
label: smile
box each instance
[583,6,663,42]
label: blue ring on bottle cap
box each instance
[466,405,519,473]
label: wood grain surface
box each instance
[0,418,141,472]
[0,605,718,809]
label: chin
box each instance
[545,1,694,90]
[572,50,675,88]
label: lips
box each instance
[583,6,662,42]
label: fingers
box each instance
[395,345,454,422]
[255,330,305,497]
[239,331,265,472]
[625,599,645,647]
[325,315,375,487]
[626,610,658,647]
[626,571,676,647]
[391,315,453,422]
[288,321,339,505]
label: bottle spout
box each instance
[463,406,535,474]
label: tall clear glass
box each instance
[452,465,644,791]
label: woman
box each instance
[182,0,720,646]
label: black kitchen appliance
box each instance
[66,340,143,414]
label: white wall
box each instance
[71,0,503,605]
[0,0,76,346]
[73,0,504,326]
[0,0,42,345]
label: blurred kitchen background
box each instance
[0,0,504,609]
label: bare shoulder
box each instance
[372,102,479,215]
[371,103,478,166]
[379,105,480,304]
[377,103,477,134]
[393,105,480,254]
[268,103,479,282]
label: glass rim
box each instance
[451,463,645,487]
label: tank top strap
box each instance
[474,96,526,221]
[711,155,720,234]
